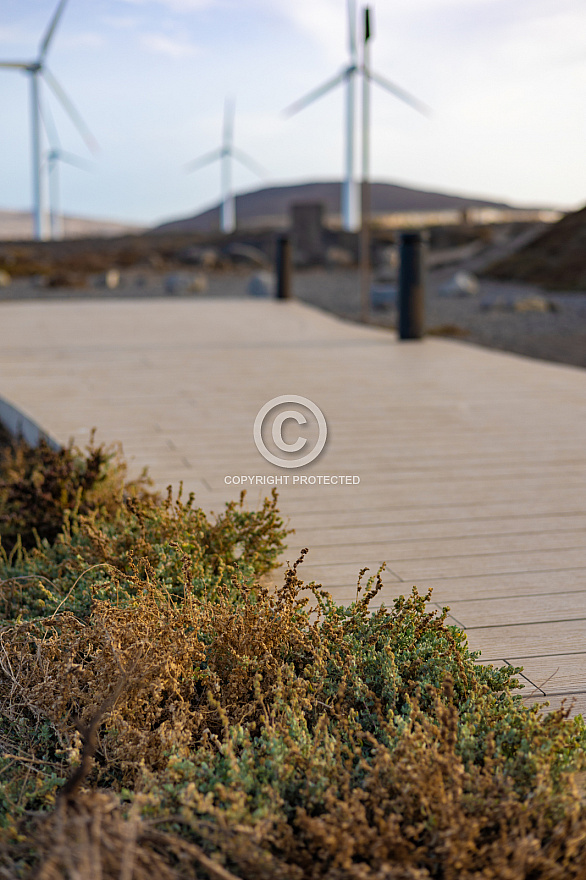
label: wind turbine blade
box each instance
[369,70,431,116]
[42,67,99,153]
[0,61,30,69]
[184,148,222,173]
[57,149,93,171]
[347,0,357,60]
[39,0,69,60]
[38,89,61,150]
[283,69,348,116]
[223,96,235,150]
[231,147,266,178]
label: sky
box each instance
[0,0,585,228]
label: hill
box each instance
[484,204,586,290]
[0,209,144,241]
[153,180,517,233]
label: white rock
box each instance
[164,273,185,294]
[514,295,554,313]
[480,293,558,313]
[247,271,275,298]
[438,271,479,297]
[105,268,120,290]
[188,273,208,293]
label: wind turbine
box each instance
[185,98,266,234]
[44,127,92,240]
[285,0,430,232]
[38,90,92,239]
[0,0,97,240]
[45,148,91,239]
[285,0,360,231]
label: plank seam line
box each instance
[390,565,586,583]
[480,651,586,662]
[463,616,586,631]
[434,589,586,604]
[305,527,586,550]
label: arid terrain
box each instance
[1,263,584,370]
[0,215,584,370]
[0,209,143,241]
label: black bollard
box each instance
[276,234,292,300]
[398,232,425,339]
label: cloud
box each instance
[0,19,46,50]
[118,0,218,10]
[101,15,142,29]
[140,33,199,57]
[262,0,348,63]
[57,32,105,50]
[0,24,26,45]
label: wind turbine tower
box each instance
[285,0,429,233]
[285,0,361,232]
[0,0,97,240]
[45,146,91,240]
[186,99,266,235]
[38,91,92,239]
[359,4,430,317]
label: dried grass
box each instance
[1,438,586,879]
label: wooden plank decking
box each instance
[1,297,585,714]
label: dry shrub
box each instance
[0,480,288,622]
[9,790,244,880]
[1,440,586,878]
[2,558,586,878]
[0,555,318,783]
[0,431,152,552]
[13,685,240,880]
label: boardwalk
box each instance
[1,297,585,714]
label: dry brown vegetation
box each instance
[485,205,586,290]
[1,435,586,879]
[0,231,272,284]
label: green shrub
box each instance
[0,435,585,879]
[0,432,288,622]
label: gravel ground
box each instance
[1,262,584,370]
[292,266,586,371]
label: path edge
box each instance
[0,395,61,450]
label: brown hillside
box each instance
[154,180,514,233]
[0,209,143,241]
[484,204,586,290]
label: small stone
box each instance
[177,246,218,269]
[438,271,479,297]
[164,273,186,295]
[514,295,555,313]
[326,246,354,267]
[247,271,275,297]
[188,273,208,293]
[480,293,559,313]
[371,284,397,310]
[104,268,120,290]
[375,245,399,282]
